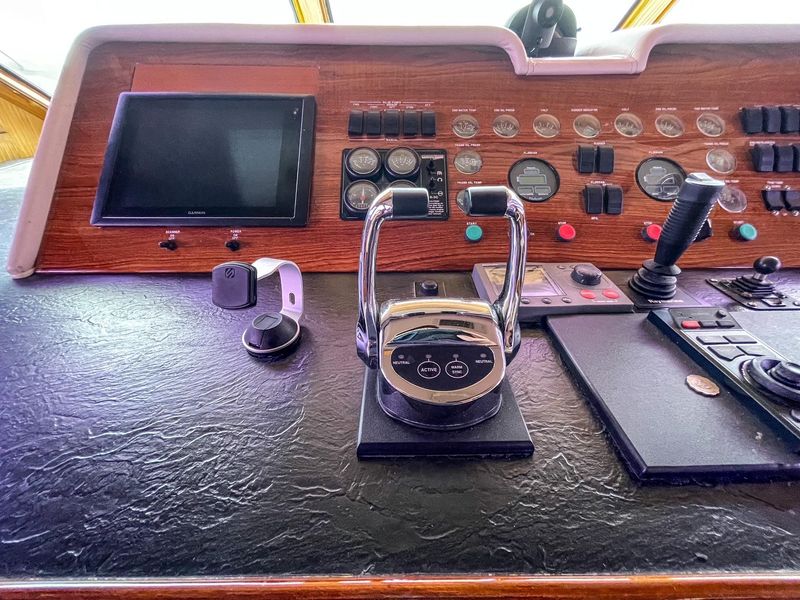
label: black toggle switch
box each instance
[596,145,614,174]
[752,143,775,172]
[780,106,800,133]
[348,110,364,136]
[604,184,623,215]
[775,144,795,172]
[762,106,781,134]
[784,189,800,211]
[583,184,604,214]
[740,106,763,134]
[383,110,400,137]
[364,110,382,136]
[159,239,177,251]
[421,111,436,136]
[225,239,241,252]
[762,189,784,211]
[402,110,420,137]
[576,145,596,174]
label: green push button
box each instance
[465,223,483,243]
[736,223,758,241]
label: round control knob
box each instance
[158,239,177,251]
[225,239,241,252]
[641,223,662,242]
[771,361,800,389]
[465,223,483,243]
[754,255,781,276]
[734,223,758,241]
[556,223,576,242]
[419,280,439,296]
[571,264,603,286]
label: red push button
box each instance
[602,289,620,299]
[580,290,596,299]
[642,223,662,242]
[681,320,701,329]
[556,223,576,242]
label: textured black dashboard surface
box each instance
[1,163,800,577]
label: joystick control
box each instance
[629,173,724,300]
[570,264,602,286]
[726,256,782,299]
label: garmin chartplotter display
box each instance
[91,93,315,226]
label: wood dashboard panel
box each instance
[37,41,800,273]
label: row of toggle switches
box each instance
[741,106,800,135]
[762,188,800,211]
[348,109,436,138]
[583,183,623,215]
[751,143,800,172]
[575,145,614,174]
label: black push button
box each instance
[596,145,615,174]
[576,145,596,174]
[699,320,719,328]
[698,335,727,344]
[784,189,800,211]
[751,143,774,172]
[709,345,745,361]
[780,106,800,133]
[741,344,768,356]
[740,106,763,134]
[365,111,382,136]
[763,189,785,211]
[724,334,756,344]
[583,184,604,214]
[421,111,436,136]
[383,110,400,136]
[604,184,623,215]
[403,110,420,136]
[762,106,781,134]
[348,110,364,136]
[716,320,736,328]
[775,144,794,172]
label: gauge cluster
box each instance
[340,147,448,220]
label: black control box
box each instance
[648,307,800,449]
[340,147,448,220]
[472,262,634,323]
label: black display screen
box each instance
[91,93,315,226]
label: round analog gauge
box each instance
[508,158,560,202]
[655,114,685,138]
[389,179,416,188]
[635,157,686,201]
[345,147,381,178]
[452,114,479,139]
[533,114,560,138]
[716,185,747,213]
[454,150,483,175]
[344,180,379,212]
[573,114,602,138]
[385,147,420,178]
[614,112,644,137]
[492,114,520,138]
[706,148,736,174]
[696,112,725,137]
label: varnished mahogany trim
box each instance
[132,64,320,94]
[0,574,799,599]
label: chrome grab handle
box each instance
[457,186,528,361]
[356,188,430,368]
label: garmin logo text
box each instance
[187,211,206,215]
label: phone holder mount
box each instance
[355,186,534,458]
[211,258,304,358]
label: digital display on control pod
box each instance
[91,93,315,226]
[487,266,563,297]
